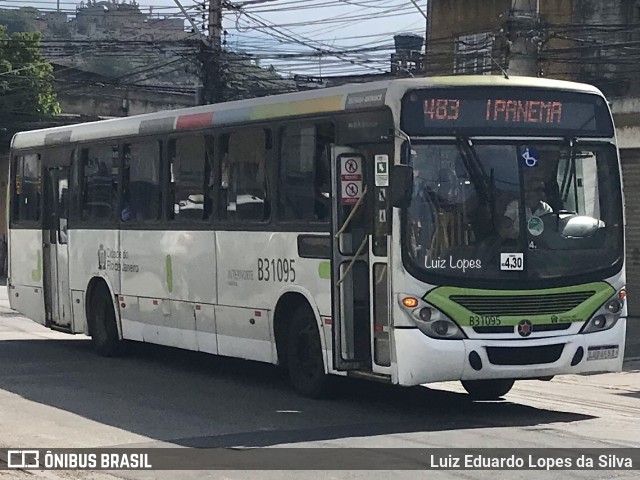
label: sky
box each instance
[0,0,429,76]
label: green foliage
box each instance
[0,25,60,148]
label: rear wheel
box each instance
[89,284,121,357]
[461,379,515,400]
[287,305,332,398]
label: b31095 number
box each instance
[469,315,501,326]
[257,258,296,282]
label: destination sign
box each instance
[401,87,613,137]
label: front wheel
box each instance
[287,305,332,398]
[461,379,515,400]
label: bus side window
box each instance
[167,135,212,222]
[79,145,119,223]
[121,141,162,222]
[12,153,42,223]
[278,122,333,223]
[220,127,270,222]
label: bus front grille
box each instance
[486,344,565,365]
[450,291,595,316]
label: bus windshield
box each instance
[403,140,623,288]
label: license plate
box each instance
[587,345,619,361]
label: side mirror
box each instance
[390,164,413,208]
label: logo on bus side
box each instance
[96,245,140,273]
[98,244,106,270]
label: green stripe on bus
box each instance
[318,261,331,280]
[424,282,615,326]
[251,96,344,120]
[165,255,173,293]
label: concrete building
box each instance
[52,63,196,117]
[426,0,640,313]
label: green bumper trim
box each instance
[424,282,615,326]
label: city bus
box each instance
[8,76,626,399]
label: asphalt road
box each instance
[0,287,639,480]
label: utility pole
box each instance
[203,0,224,104]
[507,0,541,76]
[173,0,223,105]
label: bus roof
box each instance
[11,75,604,151]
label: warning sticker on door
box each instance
[342,181,362,205]
[375,155,389,187]
[341,156,363,205]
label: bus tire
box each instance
[287,305,332,398]
[89,284,121,357]
[461,379,514,400]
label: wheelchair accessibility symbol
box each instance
[522,147,538,167]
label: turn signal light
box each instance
[618,289,627,301]
[402,297,419,308]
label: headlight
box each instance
[581,289,625,334]
[398,296,465,340]
[605,299,621,314]
[412,309,465,339]
[581,314,618,333]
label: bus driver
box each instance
[500,179,553,239]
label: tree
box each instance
[0,25,60,149]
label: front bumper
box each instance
[393,318,626,386]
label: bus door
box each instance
[330,147,372,371]
[43,167,72,330]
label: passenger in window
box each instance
[121,203,136,222]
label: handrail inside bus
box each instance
[334,185,368,237]
[336,236,369,286]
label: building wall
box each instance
[426,0,510,75]
[537,0,576,80]
[426,0,576,78]
[57,85,196,117]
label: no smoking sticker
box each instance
[341,180,362,205]
[345,159,358,173]
[341,156,363,205]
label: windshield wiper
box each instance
[457,136,495,225]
